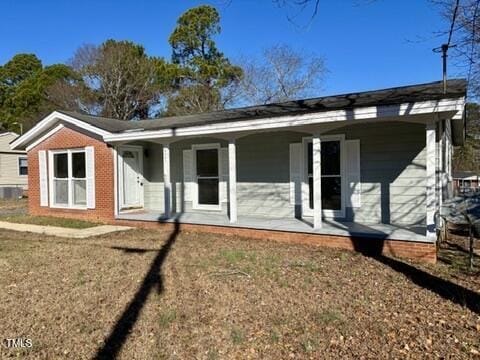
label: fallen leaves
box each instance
[0,227,479,359]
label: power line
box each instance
[433,0,461,94]
[447,0,461,47]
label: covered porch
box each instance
[117,210,428,242]
[112,114,447,243]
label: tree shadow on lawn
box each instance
[349,236,480,315]
[94,221,180,360]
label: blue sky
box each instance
[0,0,457,95]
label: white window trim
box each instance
[18,155,28,177]
[48,148,88,210]
[117,145,144,210]
[302,134,346,218]
[192,143,222,211]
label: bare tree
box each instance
[434,0,480,96]
[71,40,172,120]
[237,45,326,105]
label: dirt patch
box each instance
[0,228,479,359]
[0,198,27,217]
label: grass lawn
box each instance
[0,199,98,228]
[0,214,99,229]
[0,228,479,359]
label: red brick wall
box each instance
[28,126,115,222]
[113,220,437,264]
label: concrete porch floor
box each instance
[117,210,430,243]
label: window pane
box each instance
[308,176,313,209]
[198,178,219,205]
[321,141,340,175]
[72,152,86,178]
[19,158,28,175]
[307,141,341,176]
[73,179,86,206]
[322,177,342,210]
[54,179,68,205]
[307,143,313,175]
[197,149,218,177]
[54,153,68,178]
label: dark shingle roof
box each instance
[58,79,467,134]
[453,171,479,179]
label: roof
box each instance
[453,171,479,179]
[57,79,467,134]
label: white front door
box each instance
[120,147,143,209]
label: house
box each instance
[0,132,28,197]
[453,171,479,194]
[10,79,467,263]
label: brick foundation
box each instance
[113,219,437,264]
[28,126,115,222]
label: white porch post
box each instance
[313,134,322,229]
[426,122,436,239]
[228,139,237,223]
[163,143,172,218]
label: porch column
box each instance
[313,134,322,229]
[426,122,436,239]
[163,143,172,218]
[228,139,237,223]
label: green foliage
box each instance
[0,54,81,131]
[0,54,42,86]
[0,5,242,126]
[167,5,242,115]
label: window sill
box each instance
[192,204,222,211]
[50,205,88,211]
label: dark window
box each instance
[197,149,218,177]
[18,157,28,175]
[196,148,219,206]
[54,153,68,178]
[307,140,342,211]
[198,178,219,205]
[72,152,86,178]
[321,141,340,175]
[321,177,342,210]
[308,177,342,210]
[307,141,341,177]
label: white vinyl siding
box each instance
[140,123,429,227]
[0,132,28,189]
[345,140,361,208]
[289,143,302,206]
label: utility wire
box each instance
[433,0,461,94]
[447,0,461,47]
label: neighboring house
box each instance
[10,79,467,263]
[0,132,28,196]
[453,171,479,194]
